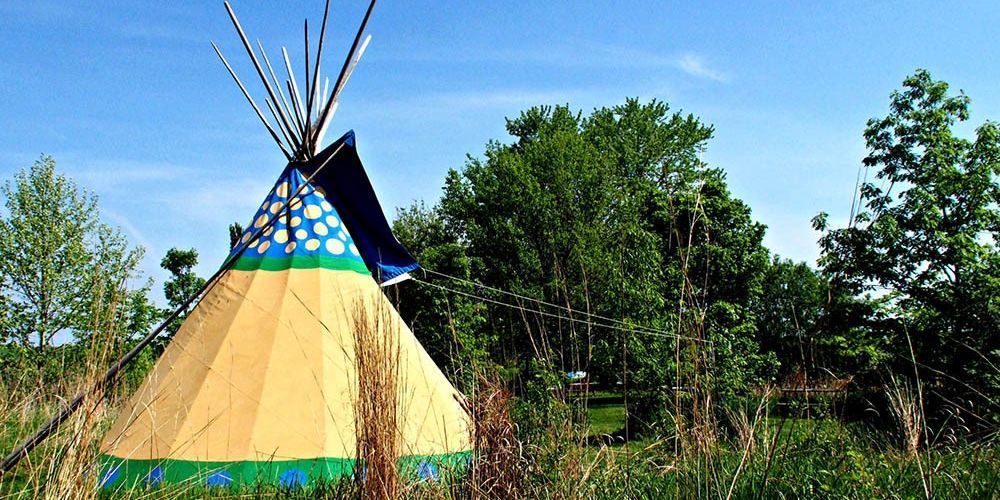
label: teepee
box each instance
[96,1,471,489]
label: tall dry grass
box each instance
[467,373,523,499]
[886,374,924,457]
[0,280,133,499]
[353,297,402,499]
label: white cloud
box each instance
[675,53,729,83]
[383,41,730,83]
[103,209,150,249]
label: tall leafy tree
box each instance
[584,100,773,421]
[229,222,244,249]
[160,248,206,336]
[443,105,615,376]
[413,99,774,431]
[661,172,773,403]
[814,70,1000,422]
[754,257,887,380]
[756,258,827,377]
[0,155,146,365]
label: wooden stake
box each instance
[303,19,312,130]
[286,79,307,141]
[320,77,330,118]
[315,101,339,149]
[282,47,309,133]
[337,34,371,98]
[265,98,297,153]
[312,66,323,119]
[307,0,332,128]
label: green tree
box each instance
[441,105,616,380]
[0,155,146,367]
[755,257,888,380]
[229,222,244,249]
[391,202,488,387]
[584,100,773,424]
[161,248,206,336]
[663,173,773,403]
[814,70,1000,424]
[756,258,825,377]
[420,99,774,432]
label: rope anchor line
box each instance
[412,271,711,344]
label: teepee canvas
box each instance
[97,132,472,489]
[93,2,472,489]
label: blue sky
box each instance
[1,1,998,303]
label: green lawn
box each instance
[584,391,626,437]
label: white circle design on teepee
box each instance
[231,168,366,269]
[326,239,345,255]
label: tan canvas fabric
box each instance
[101,268,471,463]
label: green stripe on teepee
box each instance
[231,254,370,273]
[97,451,472,490]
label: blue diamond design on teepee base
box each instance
[145,466,164,487]
[206,470,232,488]
[98,465,120,487]
[279,468,307,488]
[353,464,367,482]
[416,461,439,482]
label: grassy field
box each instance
[1,386,998,498]
[584,391,628,437]
[574,391,1000,498]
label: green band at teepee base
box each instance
[98,451,472,490]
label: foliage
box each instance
[6,382,997,498]
[160,248,206,337]
[392,203,489,388]
[1,79,999,497]
[572,419,1000,499]
[756,258,825,377]
[228,222,244,250]
[0,155,148,372]
[814,70,1000,426]
[756,258,889,381]
[396,99,775,432]
[2,73,998,498]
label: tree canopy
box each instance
[394,99,775,430]
[814,69,1000,425]
[0,155,152,369]
[160,247,206,337]
[0,71,994,439]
